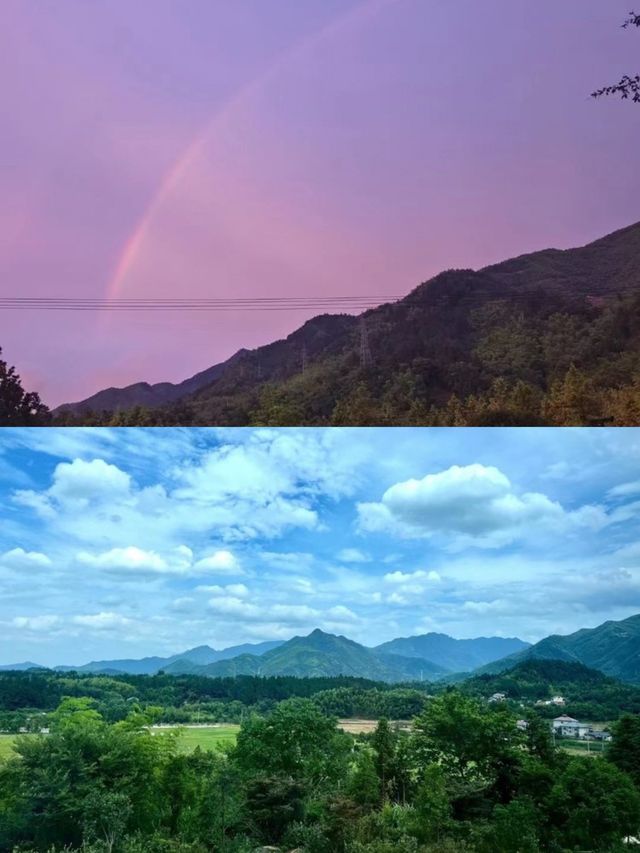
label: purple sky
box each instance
[1,0,639,406]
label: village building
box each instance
[488,692,507,703]
[552,715,591,739]
[536,695,566,707]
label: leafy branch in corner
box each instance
[592,11,640,103]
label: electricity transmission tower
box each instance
[359,316,372,368]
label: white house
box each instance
[552,715,590,739]
[535,695,566,707]
[489,692,507,703]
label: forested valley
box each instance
[2,665,640,852]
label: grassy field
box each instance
[559,738,607,756]
[0,726,240,762]
[156,725,240,753]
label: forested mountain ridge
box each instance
[476,613,640,683]
[171,629,450,682]
[52,220,640,426]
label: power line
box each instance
[0,286,636,312]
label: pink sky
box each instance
[1,0,639,406]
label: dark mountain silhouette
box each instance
[53,221,640,426]
[54,348,250,416]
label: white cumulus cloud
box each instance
[357,464,586,547]
[0,548,52,570]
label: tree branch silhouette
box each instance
[592,12,640,103]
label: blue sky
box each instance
[1,427,640,666]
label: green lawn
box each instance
[153,725,240,753]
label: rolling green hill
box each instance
[476,614,640,684]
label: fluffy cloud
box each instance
[384,570,440,584]
[337,548,369,563]
[75,546,243,578]
[77,547,168,574]
[72,612,133,630]
[357,464,591,547]
[12,615,60,631]
[208,596,261,618]
[193,551,242,575]
[14,458,132,517]
[13,433,359,551]
[0,548,51,570]
[199,583,249,597]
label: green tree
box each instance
[82,787,132,853]
[0,698,175,851]
[412,692,521,791]
[485,798,540,853]
[371,718,397,803]
[547,757,640,851]
[411,764,451,844]
[331,382,379,425]
[244,774,305,843]
[347,749,381,810]
[0,347,50,425]
[609,714,640,787]
[233,698,350,790]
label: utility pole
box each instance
[301,343,307,374]
[359,316,372,368]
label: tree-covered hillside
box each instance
[50,221,640,427]
[477,613,640,684]
[463,659,640,721]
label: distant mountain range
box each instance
[1,630,528,682]
[375,633,526,673]
[7,613,640,684]
[51,640,282,676]
[53,221,640,425]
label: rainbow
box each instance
[106,0,398,299]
